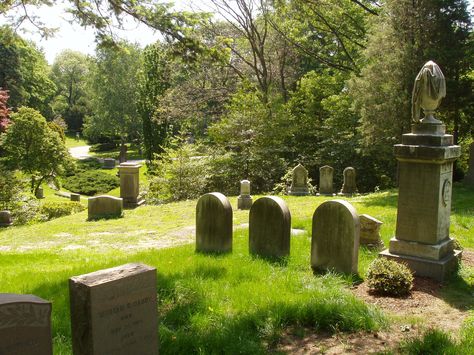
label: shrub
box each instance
[40,201,85,220]
[89,142,118,152]
[63,171,119,195]
[366,258,413,296]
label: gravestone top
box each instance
[70,263,155,287]
[311,199,360,274]
[289,163,310,195]
[340,167,357,195]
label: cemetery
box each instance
[1,1,474,354]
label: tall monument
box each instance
[380,61,462,281]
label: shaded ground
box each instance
[277,250,474,354]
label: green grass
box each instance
[0,185,473,354]
[64,132,88,148]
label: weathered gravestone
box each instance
[70,193,80,202]
[311,200,360,274]
[465,142,474,185]
[359,214,383,248]
[0,210,12,227]
[289,163,310,196]
[339,167,357,195]
[103,158,116,169]
[0,294,53,355]
[119,145,128,164]
[35,186,44,199]
[88,195,123,220]
[69,263,159,355]
[237,179,253,210]
[196,192,233,253]
[118,162,144,208]
[380,61,461,281]
[318,165,334,195]
[249,196,291,259]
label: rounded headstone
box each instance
[340,167,357,195]
[311,200,360,274]
[0,210,12,227]
[249,196,291,258]
[35,186,44,199]
[196,192,233,253]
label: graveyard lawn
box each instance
[0,186,473,354]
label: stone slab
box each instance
[389,237,454,261]
[394,144,461,162]
[380,249,462,282]
[196,192,233,253]
[88,195,123,220]
[70,193,80,202]
[237,196,253,210]
[311,200,359,274]
[359,214,383,247]
[103,158,116,169]
[401,133,453,146]
[0,294,52,355]
[69,263,158,355]
[249,196,291,259]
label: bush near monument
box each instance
[40,201,85,220]
[366,258,413,296]
[63,170,119,196]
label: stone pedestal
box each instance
[237,179,253,210]
[118,163,144,208]
[380,122,462,281]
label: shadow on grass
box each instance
[438,265,474,310]
[358,192,398,208]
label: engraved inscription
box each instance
[442,179,451,207]
[0,304,49,330]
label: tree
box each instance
[350,0,472,180]
[0,26,56,118]
[83,42,142,148]
[0,88,10,133]
[50,50,91,131]
[1,107,73,194]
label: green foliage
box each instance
[63,170,119,196]
[0,26,56,118]
[50,50,91,131]
[1,107,73,194]
[40,201,85,220]
[400,328,456,354]
[83,42,143,145]
[47,120,66,143]
[366,258,414,297]
[147,140,209,203]
[0,165,24,210]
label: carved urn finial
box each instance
[412,61,446,124]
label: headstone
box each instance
[0,210,12,227]
[196,192,233,253]
[103,158,116,169]
[249,196,291,259]
[311,200,360,274]
[70,193,80,202]
[318,165,334,195]
[380,61,461,281]
[69,263,158,355]
[119,145,128,164]
[237,179,253,210]
[339,167,357,195]
[35,186,44,199]
[288,163,310,196]
[88,195,123,220]
[0,294,53,355]
[465,142,474,185]
[118,163,144,208]
[359,214,383,248]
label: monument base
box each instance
[237,196,253,210]
[123,198,146,209]
[289,187,309,196]
[379,248,462,282]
